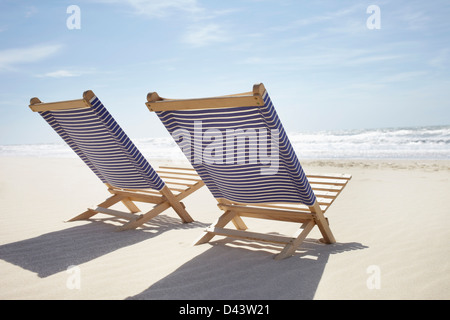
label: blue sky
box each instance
[1,0,449,145]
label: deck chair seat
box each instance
[146,83,351,259]
[29,91,204,231]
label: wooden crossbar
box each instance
[92,206,142,221]
[146,84,267,112]
[206,227,294,245]
[29,98,91,112]
[147,96,265,112]
[307,177,348,185]
[159,166,197,171]
[307,173,352,179]
[157,170,200,177]
[310,184,344,192]
[163,181,199,187]
[159,175,202,182]
[110,189,163,204]
[218,203,314,221]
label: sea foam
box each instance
[1,125,449,160]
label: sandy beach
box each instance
[0,156,449,300]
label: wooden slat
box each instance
[29,99,90,112]
[307,173,352,180]
[307,177,348,185]
[157,168,201,192]
[247,202,310,212]
[147,95,265,112]
[313,190,339,199]
[159,166,197,171]
[157,170,199,177]
[162,180,199,187]
[67,194,124,222]
[206,227,294,245]
[159,175,202,182]
[218,203,314,221]
[238,210,313,223]
[119,188,161,196]
[175,181,205,202]
[317,198,333,205]
[219,91,253,97]
[93,206,141,221]
[110,189,163,204]
[166,186,186,192]
[310,184,344,192]
[219,199,327,213]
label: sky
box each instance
[0,0,449,145]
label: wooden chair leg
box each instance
[194,210,237,245]
[274,220,315,260]
[118,201,172,231]
[231,215,248,230]
[121,198,141,213]
[216,199,247,231]
[67,194,123,222]
[310,202,336,244]
[160,186,194,223]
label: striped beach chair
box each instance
[29,90,204,231]
[146,83,351,259]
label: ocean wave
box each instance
[1,125,449,160]
[288,125,450,159]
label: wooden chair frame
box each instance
[68,166,204,231]
[194,173,351,260]
[30,93,204,231]
[147,83,351,259]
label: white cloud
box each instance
[24,6,38,18]
[96,0,236,47]
[240,50,402,69]
[400,10,430,30]
[35,66,97,78]
[429,48,450,69]
[381,71,429,83]
[95,0,243,20]
[346,54,403,66]
[274,4,362,31]
[347,71,430,92]
[0,44,62,71]
[95,0,203,17]
[130,0,203,17]
[36,70,82,78]
[183,23,230,47]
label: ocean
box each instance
[1,125,449,160]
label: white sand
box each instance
[0,157,449,300]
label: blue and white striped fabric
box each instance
[156,90,316,205]
[39,95,165,191]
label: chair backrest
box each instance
[30,91,164,191]
[149,84,316,206]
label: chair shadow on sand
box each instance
[0,215,208,278]
[128,238,368,300]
